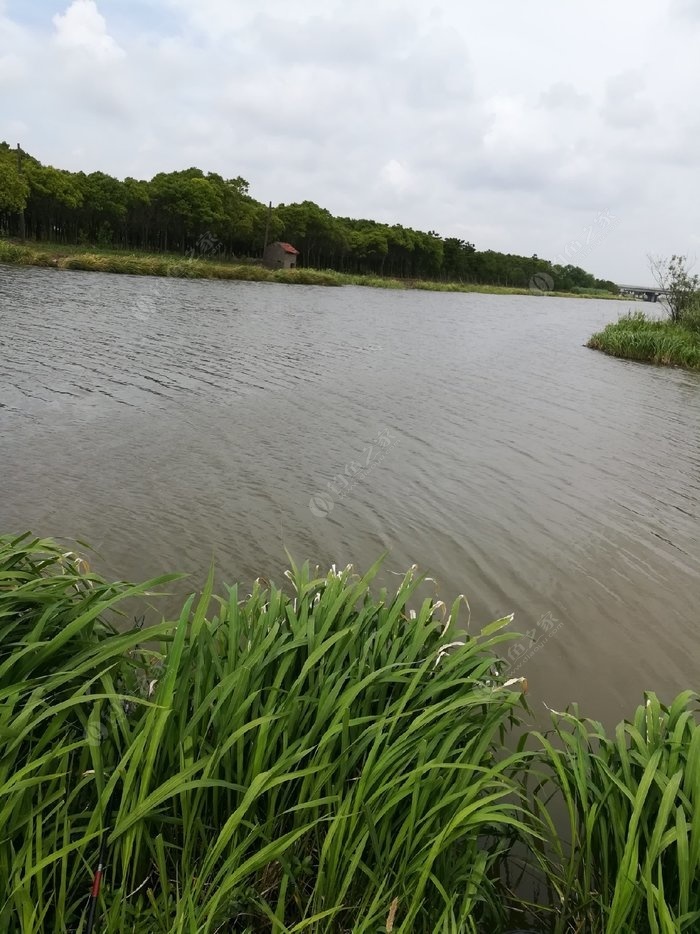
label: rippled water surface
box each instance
[2,264,698,720]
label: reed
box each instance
[588,312,700,370]
[0,534,530,933]
[2,532,697,932]
[1,239,625,299]
[520,693,700,932]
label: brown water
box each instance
[1,264,698,722]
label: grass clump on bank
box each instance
[521,696,700,932]
[0,240,343,287]
[2,532,699,932]
[0,238,626,298]
[1,534,530,933]
[587,311,700,370]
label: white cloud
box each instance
[671,0,700,20]
[0,8,29,86]
[0,51,24,84]
[53,0,125,61]
[540,82,589,111]
[602,71,654,129]
[0,0,699,280]
[379,159,415,195]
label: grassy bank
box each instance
[0,239,624,299]
[0,239,344,287]
[2,533,698,932]
[588,311,700,370]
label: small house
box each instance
[263,241,300,270]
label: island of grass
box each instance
[2,531,698,933]
[588,311,700,370]
[0,238,625,299]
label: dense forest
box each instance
[0,142,618,292]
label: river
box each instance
[1,264,698,722]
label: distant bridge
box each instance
[617,284,669,303]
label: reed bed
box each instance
[1,532,697,932]
[521,694,700,932]
[0,534,530,933]
[0,240,624,298]
[587,312,700,370]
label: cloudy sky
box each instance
[2,0,700,281]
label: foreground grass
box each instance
[0,239,624,299]
[587,311,700,370]
[2,533,698,932]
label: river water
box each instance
[1,264,698,721]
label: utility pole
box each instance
[263,200,272,255]
[16,143,26,242]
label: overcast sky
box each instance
[2,0,700,281]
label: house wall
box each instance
[263,243,297,269]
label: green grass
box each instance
[0,239,625,299]
[0,534,531,933]
[587,311,700,370]
[521,694,700,932]
[1,532,697,932]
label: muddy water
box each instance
[2,264,698,721]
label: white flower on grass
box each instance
[499,677,529,694]
[434,640,466,667]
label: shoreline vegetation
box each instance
[0,238,625,299]
[588,255,700,371]
[3,532,698,933]
[588,313,700,370]
[1,141,621,295]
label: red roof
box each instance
[277,242,299,254]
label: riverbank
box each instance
[2,532,697,933]
[0,238,624,299]
[588,311,700,370]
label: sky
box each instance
[2,0,700,282]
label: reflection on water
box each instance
[1,264,699,722]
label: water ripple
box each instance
[1,264,699,722]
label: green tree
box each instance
[443,238,476,281]
[123,177,151,249]
[24,163,83,242]
[649,254,700,323]
[0,141,623,291]
[0,160,29,216]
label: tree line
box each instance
[0,142,618,292]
